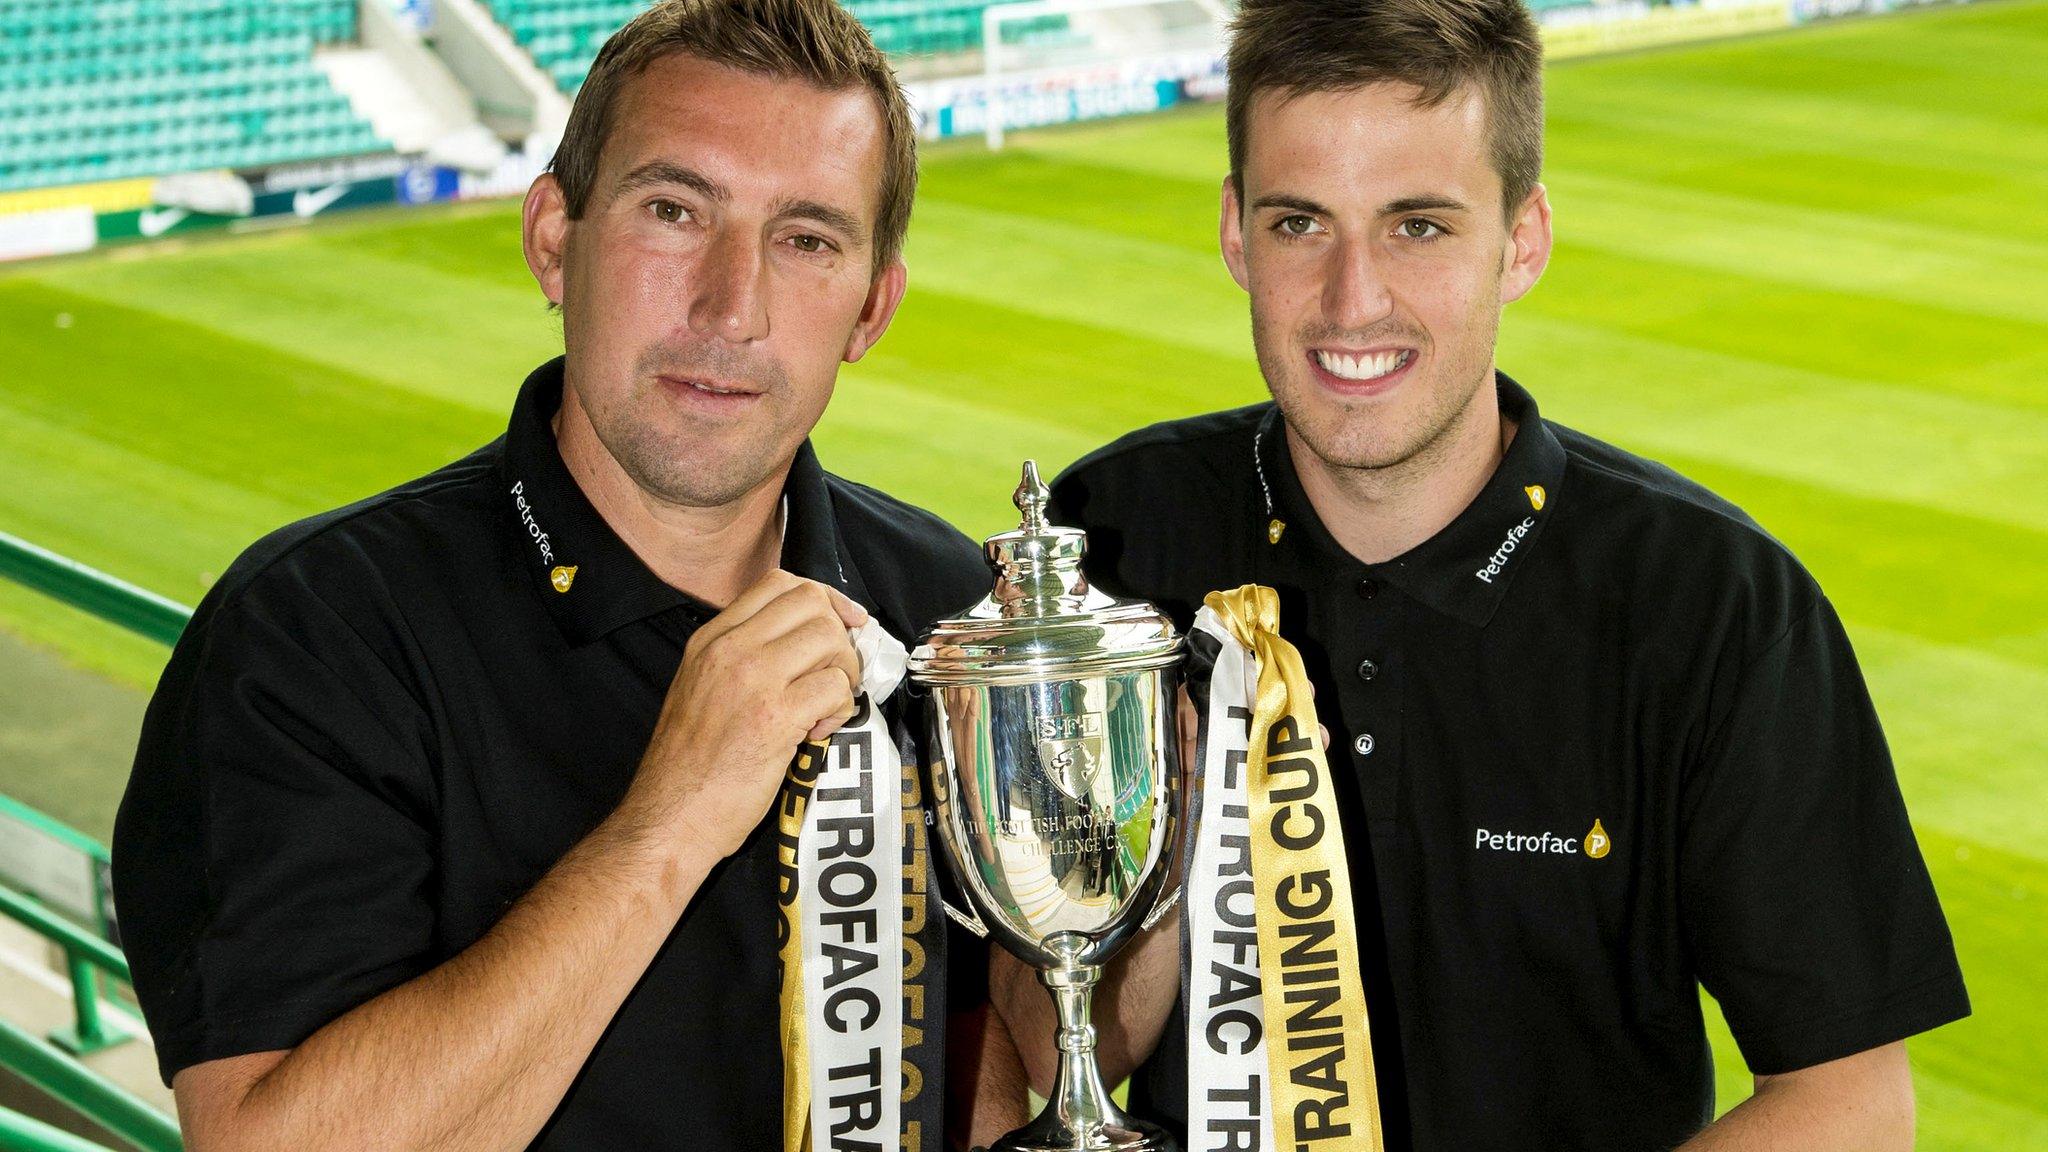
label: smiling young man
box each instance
[997,0,1971,1148]
[112,3,1024,1149]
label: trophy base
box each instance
[988,1109,1177,1152]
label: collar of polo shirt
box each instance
[1258,373,1570,628]
[497,357,872,646]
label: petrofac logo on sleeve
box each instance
[1475,819,1613,859]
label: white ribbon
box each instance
[797,622,908,1150]
[1185,606,1277,1151]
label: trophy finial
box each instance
[985,459,1086,614]
[1014,460,1049,531]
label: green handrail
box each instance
[0,890,129,985]
[0,1102,122,1152]
[0,530,186,1054]
[0,886,133,1055]
[0,531,192,647]
[0,535,190,1147]
[0,1021,180,1152]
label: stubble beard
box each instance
[587,342,802,510]
[1252,303,1500,486]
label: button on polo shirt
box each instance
[113,357,990,1149]
[1049,373,1969,1152]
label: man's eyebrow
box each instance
[1249,193,1331,216]
[612,161,727,203]
[1382,195,1471,215]
[1248,193,1474,216]
[776,198,868,246]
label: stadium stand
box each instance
[481,0,1014,93]
[482,0,647,91]
[848,0,1008,55]
[0,0,389,193]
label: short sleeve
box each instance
[113,567,439,1084]
[1680,595,1968,1075]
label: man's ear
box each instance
[1500,181,1553,306]
[1220,175,1252,292]
[843,258,908,363]
[522,173,571,309]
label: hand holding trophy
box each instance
[911,462,1184,1152]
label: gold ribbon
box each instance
[898,757,932,1152]
[775,740,826,1152]
[1205,586,1385,1152]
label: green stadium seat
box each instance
[473,0,1012,93]
[0,0,385,193]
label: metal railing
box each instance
[0,886,131,1057]
[0,532,189,649]
[0,1102,121,1152]
[0,529,191,1150]
[0,1022,179,1152]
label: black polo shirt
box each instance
[1050,373,1969,1152]
[112,357,989,1148]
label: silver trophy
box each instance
[910,462,1184,1152]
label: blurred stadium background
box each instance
[1,0,2043,1148]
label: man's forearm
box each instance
[179,807,716,1152]
[1678,1044,1914,1152]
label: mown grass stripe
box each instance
[26,243,558,415]
[1545,169,2048,330]
[1851,624,2048,860]
[1504,314,2048,534]
[906,197,1252,360]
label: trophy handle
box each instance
[1139,882,1181,932]
[940,896,991,938]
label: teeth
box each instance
[1316,349,1409,381]
[690,380,740,395]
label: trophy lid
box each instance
[910,461,1182,686]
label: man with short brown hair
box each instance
[999,0,1969,1148]
[113,2,1022,1149]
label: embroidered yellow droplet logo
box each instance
[550,565,578,594]
[1583,818,1611,859]
[1526,484,1547,512]
[1267,518,1286,544]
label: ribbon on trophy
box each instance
[775,622,947,1152]
[1182,586,1384,1152]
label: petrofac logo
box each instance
[1525,484,1546,511]
[550,566,578,594]
[510,481,556,566]
[1476,819,1612,859]
[1475,517,1537,584]
[1584,818,1611,859]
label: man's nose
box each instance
[687,229,770,343]
[1322,235,1395,332]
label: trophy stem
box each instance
[991,940,1175,1152]
[1044,960,1120,1134]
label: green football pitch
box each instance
[1,0,2043,1142]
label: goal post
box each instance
[980,0,1233,149]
